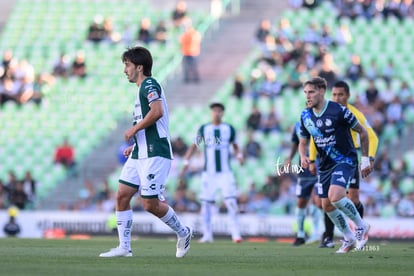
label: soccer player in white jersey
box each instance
[181,103,244,243]
[99,46,192,258]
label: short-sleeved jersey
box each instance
[300,100,358,172]
[196,123,236,174]
[292,121,316,179]
[131,77,173,160]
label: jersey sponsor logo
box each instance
[313,135,336,147]
[149,183,156,190]
[325,128,335,133]
[332,171,343,176]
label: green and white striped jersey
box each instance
[131,77,173,160]
[196,123,236,173]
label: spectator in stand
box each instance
[383,0,404,21]
[374,150,394,182]
[232,74,245,99]
[0,49,14,80]
[4,171,18,195]
[137,17,153,44]
[365,59,378,81]
[335,24,353,46]
[52,53,70,78]
[171,180,200,213]
[382,59,395,85]
[246,105,262,131]
[255,19,272,45]
[255,68,283,106]
[385,96,404,135]
[154,20,168,44]
[71,51,87,78]
[0,181,9,209]
[243,131,262,159]
[8,181,29,210]
[87,15,106,43]
[365,79,380,105]
[179,20,201,83]
[54,137,76,172]
[316,53,339,89]
[103,16,121,44]
[397,191,414,217]
[345,54,364,83]
[261,106,281,136]
[172,0,188,28]
[22,171,36,207]
[286,62,308,90]
[171,136,188,158]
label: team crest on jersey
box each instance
[316,119,323,127]
[325,118,332,126]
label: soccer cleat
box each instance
[319,237,335,248]
[355,223,370,250]
[99,247,132,257]
[176,227,192,258]
[335,239,356,253]
[293,237,306,246]
[198,236,213,243]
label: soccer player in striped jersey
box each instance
[100,46,192,258]
[181,103,244,243]
[299,77,372,253]
[309,80,378,248]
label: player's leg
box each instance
[293,177,310,246]
[320,212,335,248]
[306,183,322,244]
[348,169,364,218]
[100,159,139,257]
[199,172,215,243]
[329,164,370,250]
[222,173,242,243]
[319,168,355,253]
[139,157,192,258]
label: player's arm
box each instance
[232,142,245,165]
[367,127,378,166]
[308,137,317,175]
[352,106,379,164]
[352,122,371,178]
[124,100,164,141]
[286,142,298,166]
[298,138,310,169]
[180,143,198,177]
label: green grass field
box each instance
[0,237,413,276]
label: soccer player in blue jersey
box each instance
[286,121,322,246]
[298,76,372,253]
[99,46,192,258]
[181,103,244,243]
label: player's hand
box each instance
[123,146,133,158]
[309,162,316,175]
[124,127,137,142]
[360,166,372,178]
[360,156,373,178]
[300,155,310,169]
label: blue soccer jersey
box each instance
[300,100,358,172]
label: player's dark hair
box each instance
[209,102,225,111]
[304,76,327,91]
[121,46,152,76]
[333,80,350,96]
